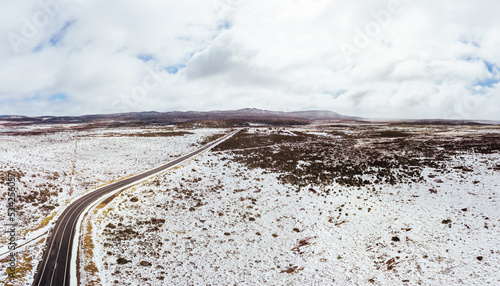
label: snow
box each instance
[90,150,500,285]
[0,125,224,285]
[1,123,499,285]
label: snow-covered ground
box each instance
[0,124,224,285]
[1,123,499,285]
[88,126,500,285]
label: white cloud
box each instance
[0,0,499,120]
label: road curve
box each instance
[32,130,239,286]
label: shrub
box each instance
[106,223,116,229]
[140,261,152,266]
[116,258,130,265]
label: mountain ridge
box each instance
[0,108,359,125]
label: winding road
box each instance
[32,130,238,286]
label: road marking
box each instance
[33,130,239,286]
[36,199,75,286]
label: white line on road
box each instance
[69,130,239,286]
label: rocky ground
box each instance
[86,124,500,285]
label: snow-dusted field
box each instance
[0,124,224,285]
[87,125,500,285]
[1,123,499,285]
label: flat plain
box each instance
[1,122,499,285]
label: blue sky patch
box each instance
[459,39,480,48]
[474,61,500,88]
[166,64,185,74]
[484,61,497,74]
[324,90,347,99]
[32,21,75,53]
[49,93,68,102]
[32,45,44,53]
[49,21,75,46]
[137,54,155,62]
[476,78,499,88]
[218,21,231,31]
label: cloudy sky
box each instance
[1,0,499,119]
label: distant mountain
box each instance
[0,115,26,118]
[0,109,359,126]
[2,110,493,127]
[287,110,349,120]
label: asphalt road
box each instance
[32,130,238,286]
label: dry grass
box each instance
[79,189,124,285]
[2,249,35,286]
[81,216,101,286]
[39,212,57,228]
[18,211,57,238]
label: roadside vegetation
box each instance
[0,125,223,285]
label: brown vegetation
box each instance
[214,125,500,189]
